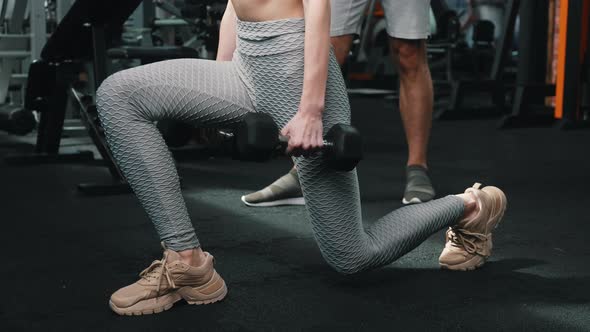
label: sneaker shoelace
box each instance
[448,228,490,256]
[139,251,176,296]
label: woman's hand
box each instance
[281,104,324,157]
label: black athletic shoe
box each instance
[402,165,435,205]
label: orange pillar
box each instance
[554,0,569,119]
[555,0,590,119]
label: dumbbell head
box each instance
[11,108,37,136]
[0,106,37,136]
[233,113,279,162]
[324,124,363,171]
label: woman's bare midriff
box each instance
[231,0,304,22]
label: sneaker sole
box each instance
[440,255,486,271]
[241,195,305,207]
[109,277,228,316]
[402,197,423,205]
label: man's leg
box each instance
[389,38,436,204]
[379,0,435,204]
[331,35,355,66]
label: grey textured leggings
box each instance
[97,18,464,274]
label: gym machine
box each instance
[6,0,180,195]
[428,0,462,100]
[500,0,590,129]
[5,0,236,196]
[5,0,141,174]
[498,0,556,128]
[434,0,520,120]
[0,0,46,135]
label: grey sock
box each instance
[403,165,436,204]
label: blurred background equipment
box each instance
[0,0,48,135]
[0,103,36,135]
[4,0,229,195]
[0,0,588,197]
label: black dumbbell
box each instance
[228,113,363,171]
[0,105,37,136]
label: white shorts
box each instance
[330,0,431,39]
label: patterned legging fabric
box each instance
[97,18,464,274]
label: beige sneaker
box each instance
[439,183,507,271]
[109,246,227,316]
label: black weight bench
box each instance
[6,0,197,195]
[108,46,199,62]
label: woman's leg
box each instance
[97,58,254,315]
[236,24,467,274]
[293,54,466,274]
[97,59,254,251]
[296,157,465,274]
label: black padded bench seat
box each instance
[107,46,199,60]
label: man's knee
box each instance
[331,35,354,66]
[390,38,428,76]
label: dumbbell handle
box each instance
[277,135,334,148]
[219,130,334,149]
[218,130,233,139]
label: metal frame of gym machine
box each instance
[5,0,207,196]
[434,0,520,120]
[5,0,145,195]
[498,0,556,128]
[0,0,46,105]
[554,0,589,129]
[499,0,589,129]
[428,0,462,102]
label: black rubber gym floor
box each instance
[1,96,589,331]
